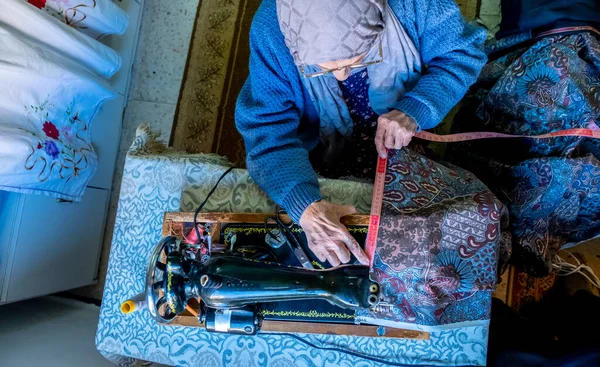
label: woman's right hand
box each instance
[299,200,370,267]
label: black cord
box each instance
[262,332,431,367]
[191,169,461,366]
[193,167,234,244]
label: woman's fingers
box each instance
[332,241,351,264]
[401,131,411,148]
[299,201,371,268]
[394,129,404,149]
[377,111,419,152]
[381,118,397,150]
[385,132,395,150]
[307,237,328,262]
[375,121,387,158]
[327,250,341,267]
[342,233,370,265]
[313,249,328,263]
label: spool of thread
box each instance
[120,292,147,315]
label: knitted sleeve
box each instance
[394,0,487,130]
[235,4,322,223]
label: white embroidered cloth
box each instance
[24,0,129,39]
[0,0,121,200]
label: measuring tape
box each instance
[364,127,600,267]
[415,128,600,142]
[365,155,387,267]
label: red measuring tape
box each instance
[415,128,600,142]
[365,155,387,267]
[364,127,600,267]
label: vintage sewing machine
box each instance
[146,235,381,335]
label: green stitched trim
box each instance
[261,309,354,319]
[311,261,326,269]
[223,226,367,236]
[223,227,269,235]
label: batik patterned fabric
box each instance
[356,149,510,330]
[97,124,491,367]
[451,31,600,277]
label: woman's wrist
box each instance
[299,199,324,226]
[282,183,322,223]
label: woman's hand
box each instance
[375,110,418,158]
[299,200,370,267]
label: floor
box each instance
[0,296,167,367]
[75,0,201,300]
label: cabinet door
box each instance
[0,191,25,303]
[104,0,143,97]
[4,187,109,303]
[88,94,124,190]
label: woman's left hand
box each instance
[375,110,417,158]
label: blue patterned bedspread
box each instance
[96,125,489,366]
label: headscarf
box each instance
[276,0,422,137]
[277,0,386,66]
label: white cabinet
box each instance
[105,0,143,98]
[0,0,143,305]
[88,94,125,190]
[0,188,109,303]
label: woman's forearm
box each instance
[394,0,487,130]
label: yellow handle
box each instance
[120,300,136,314]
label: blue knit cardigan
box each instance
[235,0,487,222]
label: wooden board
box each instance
[161,211,430,341]
[164,212,370,230]
[164,316,429,340]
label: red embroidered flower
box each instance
[37,142,42,149]
[42,121,60,140]
[27,0,46,9]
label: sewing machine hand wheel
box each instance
[146,236,193,323]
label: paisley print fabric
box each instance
[97,124,490,366]
[356,149,510,329]
[451,31,600,276]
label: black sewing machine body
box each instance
[146,236,380,335]
[196,256,377,309]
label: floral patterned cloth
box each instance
[451,31,600,277]
[356,149,510,330]
[310,69,379,179]
[0,0,119,200]
[24,0,128,39]
[97,124,491,366]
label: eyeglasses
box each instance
[299,42,383,79]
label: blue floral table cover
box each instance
[96,124,490,366]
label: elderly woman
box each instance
[235,0,486,267]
